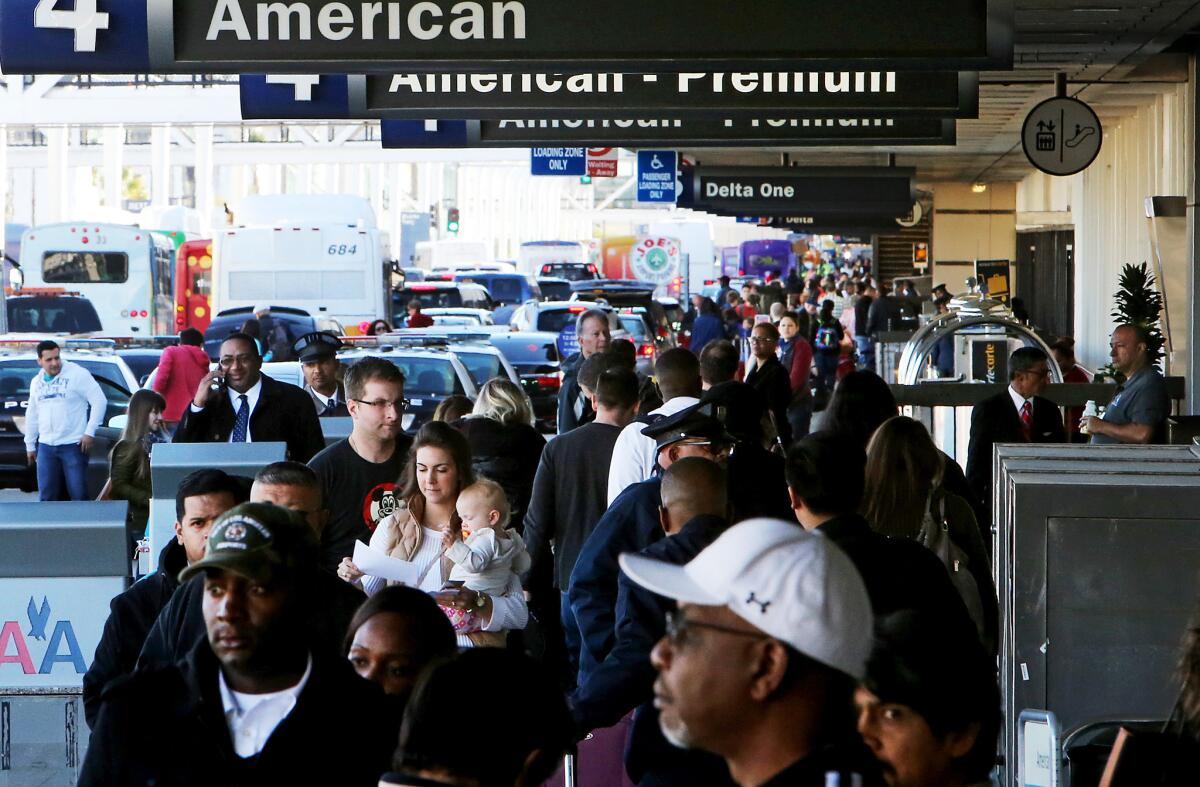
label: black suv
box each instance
[203,307,328,362]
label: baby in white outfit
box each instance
[442,479,530,632]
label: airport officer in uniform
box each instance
[295,331,350,418]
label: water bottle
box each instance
[1080,400,1098,434]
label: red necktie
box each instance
[1020,400,1033,441]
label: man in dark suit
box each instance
[966,346,1067,527]
[294,331,349,417]
[173,333,325,462]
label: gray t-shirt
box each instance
[1091,367,1170,444]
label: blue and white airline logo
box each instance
[0,0,150,73]
[0,596,86,677]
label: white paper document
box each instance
[353,540,420,586]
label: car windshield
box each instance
[454,351,504,387]
[538,280,571,300]
[398,289,464,310]
[619,316,649,339]
[537,309,586,334]
[118,352,163,383]
[487,278,524,303]
[392,356,465,397]
[6,297,103,333]
[0,360,130,412]
[491,337,559,365]
[539,263,595,281]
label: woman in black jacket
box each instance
[108,389,168,553]
[452,378,545,529]
[743,321,793,449]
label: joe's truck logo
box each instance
[0,596,87,675]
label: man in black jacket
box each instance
[786,433,977,634]
[137,464,365,669]
[81,503,398,786]
[556,308,611,434]
[965,346,1066,532]
[525,368,639,684]
[82,469,244,728]
[173,333,325,462]
[571,458,735,787]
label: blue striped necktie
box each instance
[231,394,249,442]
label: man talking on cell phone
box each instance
[173,333,325,462]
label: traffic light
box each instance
[430,203,440,229]
[579,174,593,185]
[447,207,461,234]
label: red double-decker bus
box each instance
[175,239,214,333]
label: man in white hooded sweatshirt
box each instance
[24,340,107,501]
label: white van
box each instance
[413,239,490,272]
[212,196,389,335]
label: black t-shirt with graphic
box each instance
[309,435,413,571]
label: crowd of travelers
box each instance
[13,262,1188,785]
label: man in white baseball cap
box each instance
[621,518,884,787]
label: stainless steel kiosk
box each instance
[993,444,1200,785]
[146,442,286,573]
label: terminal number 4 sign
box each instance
[33,0,110,52]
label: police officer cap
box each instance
[641,401,734,450]
[294,331,342,362]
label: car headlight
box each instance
[11,415,25,433]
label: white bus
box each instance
[413,239,491,272]
[213,196,389,335]
[19,223,175,336]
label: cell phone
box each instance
[209,365,227,392]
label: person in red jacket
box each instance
[778,311,814,440]
[405,299,435,329]
[153,328,210,427]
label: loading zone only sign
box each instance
[530,147,586,176]
[1021,96,1102,176]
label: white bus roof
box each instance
[230,195,378,229]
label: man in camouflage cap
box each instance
[81,503,397,786]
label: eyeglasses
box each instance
[664,610,767,648]
[352,398,411,412]
[749,337,777,345]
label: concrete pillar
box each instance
[150,125,172,207]
[103,125,123,208]
[193,124,214,231]
[44,126,70,224]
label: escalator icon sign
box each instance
[1022,96,1102,177]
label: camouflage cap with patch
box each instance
[178,502,315,585]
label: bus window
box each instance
[43,251,129,284]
